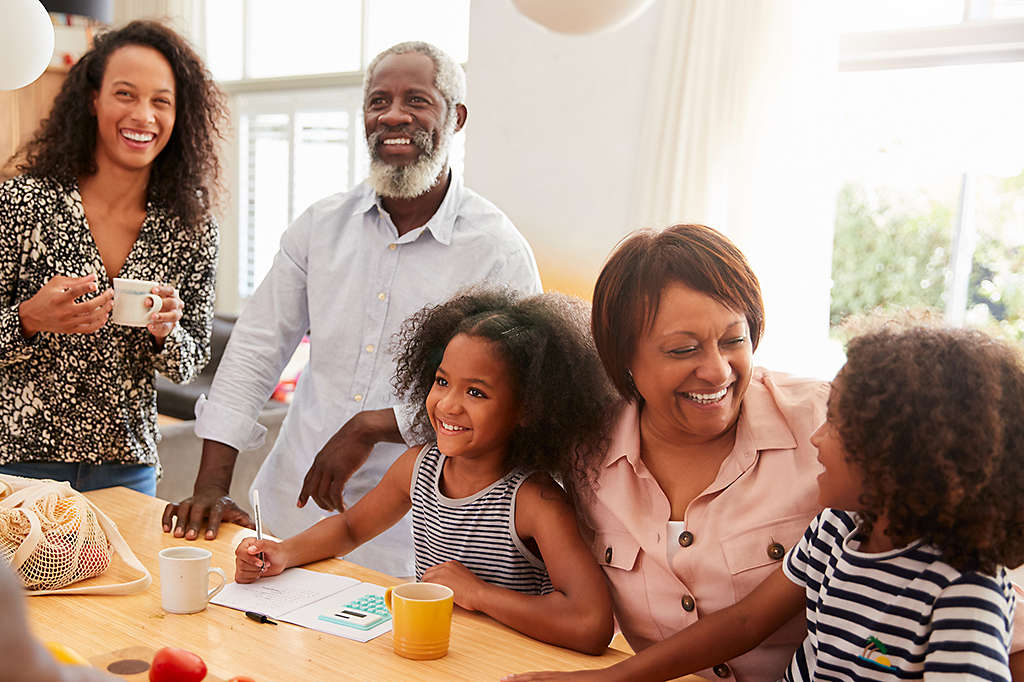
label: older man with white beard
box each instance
[162,42,542,576]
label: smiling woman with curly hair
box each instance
[0,20,227,495]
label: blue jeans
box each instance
[0,461,156,496]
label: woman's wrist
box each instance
[17,301,39,339]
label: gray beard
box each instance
[366,118,455,199]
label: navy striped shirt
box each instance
[410,444,552,595]
[783,509,1015,681]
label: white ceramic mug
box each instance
[158,547,226,614]
[111,278,162,327]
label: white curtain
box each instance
[114,0,197,42]
[633,0,841,378]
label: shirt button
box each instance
[388,243,397,250]
[604,547,613,563]
[365,344,375,353]
[681,594,695,612]
[353,394,363,402]
[713,663,731,678]
[678,530,694,547]
[377,292,387,301]
[767,542,785,560]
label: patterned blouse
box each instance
[0,175,218,466]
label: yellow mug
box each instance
[384,582,454,660]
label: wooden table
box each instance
[24,487,633,681]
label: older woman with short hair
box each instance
[576,224,826,681]
[510,224,1024,681]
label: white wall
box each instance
[464,0,665,298]
[465,0,841,378]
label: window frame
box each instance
[834,2,1024,326]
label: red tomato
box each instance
[149,647,207,682]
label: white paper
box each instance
[277,581,393,643]
[211,567,391,642]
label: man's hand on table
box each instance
[298,408,404,512]
[162,439,255,539]
[162,487,254,540]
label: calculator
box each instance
[317,593,392,630]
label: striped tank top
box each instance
[410,444,553,595]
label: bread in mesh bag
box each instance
[0,493,113,590]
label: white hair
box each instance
[363,41,466,122]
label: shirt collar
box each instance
[353,170,461,246]
[601,370,798,473]
[733,370,798,457]
[602,401,642,470]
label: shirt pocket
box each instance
[593,530,640,571]
[593,530,657,643]
[720,512,811,601]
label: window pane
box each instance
[992,0,1024,18]
[246,0,361,78]
[364,0,470,64]
[204,0,243,80]
[293,111,351,219]
[838,0,964,32]
[969,168,1024,339]
[245,114,291,293]
[831,62,1024,340]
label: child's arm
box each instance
[234,446,419,581]
[424,474,613,655]
[503,566,804,681]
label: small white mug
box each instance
[111,278,162,327]
[158,546,226,614]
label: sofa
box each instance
[155,313,287,420]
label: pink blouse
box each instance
[580,369,827,681]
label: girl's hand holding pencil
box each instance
[235,538,288,583]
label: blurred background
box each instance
[4,0,1024,380]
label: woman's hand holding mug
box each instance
[17,274,113,338]
[145,283,183,346]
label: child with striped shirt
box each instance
[234,290,616,654]
[509,324,1024,681]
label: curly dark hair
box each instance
[392,289,615,483]
[834,325,1024,574]
[15,20,227,228]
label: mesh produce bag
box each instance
[0,474,150,595]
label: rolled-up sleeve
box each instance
[194,211,311,452]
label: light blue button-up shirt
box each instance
[195,173,541,576]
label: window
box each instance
[199,0,470,300]
[831,1,1024,341]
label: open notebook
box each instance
[211,567,393,643]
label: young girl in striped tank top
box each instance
[234,289,616,654]
[508,323,1024,681]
